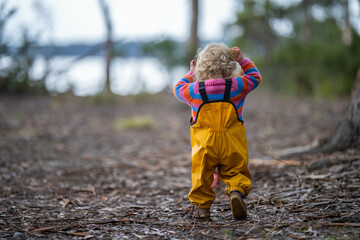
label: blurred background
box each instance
[0,0,359,97]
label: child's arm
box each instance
[238,58,262,94]
[173,71,194,105]
[173,60,196,105]
[232,47,262,94]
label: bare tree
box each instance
[302,0,313,43]
[98,0,113,94]
[187,0,199,58]
[342,0,352,45]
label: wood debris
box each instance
[1,93,359,239]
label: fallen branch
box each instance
[31,226,56,233]
[56,231,92,237]
[29,218,156,233]
[303,213,340,220]
[306,155,359,171]
[40,217,85,223]
[31,228,93,238]
[317,222,360,227]
[250,158,302,166]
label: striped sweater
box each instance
[174,58,262,122]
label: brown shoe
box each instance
[230,192,247,220]
[192,206,211,218]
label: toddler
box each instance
[174,43,261,220]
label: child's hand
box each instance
[190,59,195,72]
[230,47,244,62]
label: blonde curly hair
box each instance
[194,43,241,82]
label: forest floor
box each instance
[0,90,359,239]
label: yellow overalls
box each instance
[188,79,251,208]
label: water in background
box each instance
[31,56,186,96]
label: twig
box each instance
[191,219,197,231]
[31,226,56,233]
[200,231,223,239]
[55,231,92,237]
[318,222,360,227]
[29,218,156,233]
[299,188,313,202]
[245,224,256,236]
[303,213,340,220]
[265,208,285,237]
[40,217,89,223]
[256,145,303,210]
[289,233,307,239]
[31,228,93,238]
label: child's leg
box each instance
[188,147,218,208]
[218,148,251,197]
[211,169,219,188]
[217,124,251,197]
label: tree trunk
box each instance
[323,67,360,151]
[283,67,360,157]
[302,0,312,43]
[98,0,113,94]
[342,0,352,46]
[187,0,199,58]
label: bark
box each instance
[98,0,113,94]
[326,67,360,150]
[302,0,312,43]
[188,0,199,55]
[284,67,360,157]
[342,0,352,46]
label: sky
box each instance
[2,0,237,45]
[2,0,359,45]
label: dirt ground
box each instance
[0,90,359,239]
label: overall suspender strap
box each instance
[224,79,232,101]
[199,81,209,103]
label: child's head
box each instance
[194,43,242,82]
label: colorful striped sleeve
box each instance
[174,71,195,105]
[237,58,262,95]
